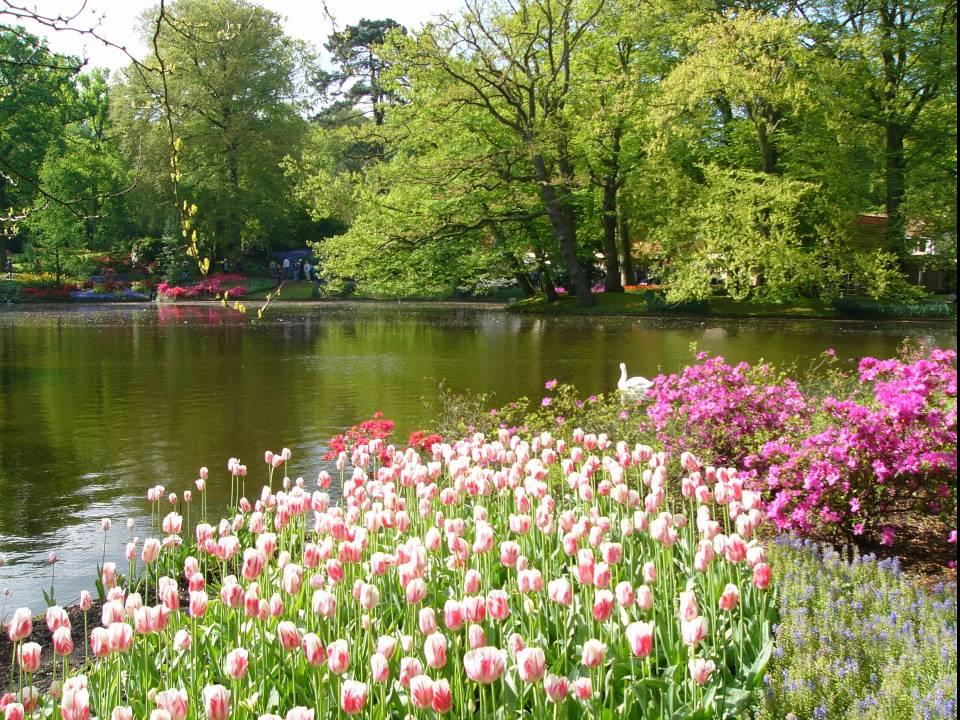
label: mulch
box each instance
[0,600,100,692]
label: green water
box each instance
[0,301,955,611]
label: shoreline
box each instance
[3,296,957,324]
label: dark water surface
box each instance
[0,302,955,612]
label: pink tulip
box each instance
[443,600,464,631]
[581,639,606,668]
[486,590,510,620]
[642,561,657,584]
[60,676,90,720]
[53,626,74,656]
[17,643,41,673]
[285,709,313,720]
[463,569,481,594]
[547,578,573,606]
[462,595,486,623]
[107,622,133,653]
[753,562,772,589]
[174,629,191,652]
[681,616,708,647]
[463,646,507,683]
[79,591,92,612]
[277,621,301,652]
[370,653,390,683]
[7,607,31,642]
[625,621,654,658]
[689,657,716,685]
[4,703,25,720]
[405,578,427,605]
[410,675,434,709]
[189,591,208,618]
[312,590,337,618]
[516,647,546,683]
[592,590,614,622]
[109,708,132,720]
[615,581,635,607]
[544,674,569,703]
[678,590,699,622]
[327,639,350,674]
[432,678,453,713]
[376,635,397,660]
[154,689,188,720]
[46,605,70,632]
[203,685,230,720]
[224,648,248,680]
[90,627,110,658]
[719,584,740,611]
[572,677,593,701]
[418,607,438,635]
[302,633,327,666]
[468,623,486,649]
[141,539,161,564]
[340,680,368,715]
[424,632,448,669]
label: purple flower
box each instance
[541,397,552,407]
[544,379,558,390]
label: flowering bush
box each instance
[157,273,248,300]
[2,427,774,719]
[321,412,395,461]
[756,536,957,720]
[19,284,78,300]
[751,350,957,544]
[644,353,811,465]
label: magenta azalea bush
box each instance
[158,273,248,300]
[753,350,957,543]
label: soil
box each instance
[0,599,101,693]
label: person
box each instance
[303,260,312,282]
[222,258,229,274]
[4,257,12,278]
[283,256,291,280]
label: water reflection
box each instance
[0,302,955,611]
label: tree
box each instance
[317,18,406,128]
[114,0,316,260]
[0,27,79,260]
[407,0,606,306]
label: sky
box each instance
[17,0,463,72]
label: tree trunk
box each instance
[617,198,634,286]
[885,123,907,257]
[531,152,594,307]
[508,255,537,298]
[757,121,778,175]
[601,180,623,292]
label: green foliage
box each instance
[832,297,955,319]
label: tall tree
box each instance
[408,0,606,306]
[114,0,315,259]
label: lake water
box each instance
[0,301,955,613]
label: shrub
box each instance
[750,350,957,544]
[833,297,954,319]
[755,536,957,720]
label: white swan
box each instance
[618,362,653,398]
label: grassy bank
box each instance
[506,291,957,321]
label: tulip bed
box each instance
[3,432,774,719]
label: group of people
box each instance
[270,257,314,283]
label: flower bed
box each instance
[756,536,957,720]
[2,430,775,719]
[157,274,248,301]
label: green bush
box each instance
[755,537,957,720]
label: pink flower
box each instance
[370,653,390,683]
[463,646,507,683]
[432,679,453,713]
[547,578,573,606]
[689,657,716,685]
[45,605,70,633]
[224,648,248,680]
[141,538,161,564]
[60,677,90,720]
[468,624,486,649]
[681,616,708,647]
[719,584,740,611]
[752,562,772,590]
[53,627,74,656]
[581,639,606,668]
[17,643,41,674]
[572,677,593,701]
[277,621,300,652]
[486,590,510,620]
[302,633,327,667]
[327,639,350,674]
[636,584,654,610]
[285,709,314,720]
[189,591,208,618]
[340,680,367,715]
[203,685,230,720]
[7,608,32,642]
[516,647,546,683]
[405,578,427,605]
[544,674,569,703]
[424,632,448,669]
[678,590,699,622]
[443,600,464,631]
[409,675,434,710]
[90,627,110,658]
[110,708,133,720]
[4,703,25,720]
[625,621,654,658]
[592,590,614,622]
[107,622,133,653]
[154,689,188,720]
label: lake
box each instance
[0,301,955,612]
